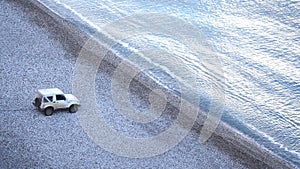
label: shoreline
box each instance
[26,0,294,168]
[2,0,295,168]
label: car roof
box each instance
[38,88,64,96]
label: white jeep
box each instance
[33,88,80,116]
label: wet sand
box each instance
[0,0,293,168]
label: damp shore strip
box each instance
[24,0,294,168]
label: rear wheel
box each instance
[69,105,78,113]
[45,107,54,116]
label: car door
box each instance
[55,94,67,109]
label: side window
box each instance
[47,96,53,102]
[42,97,49,103]
[56,95,66,101]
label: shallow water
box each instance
[35,0,299,167]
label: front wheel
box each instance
[69,105,78,113]
[45,107,54,116]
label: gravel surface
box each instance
[0,0,272,168]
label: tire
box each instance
[45,107,54,116]
[34,98,41,107]
[69,105,78,113]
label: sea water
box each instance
[34,0,300,167]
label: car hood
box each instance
[65,94,80,103]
